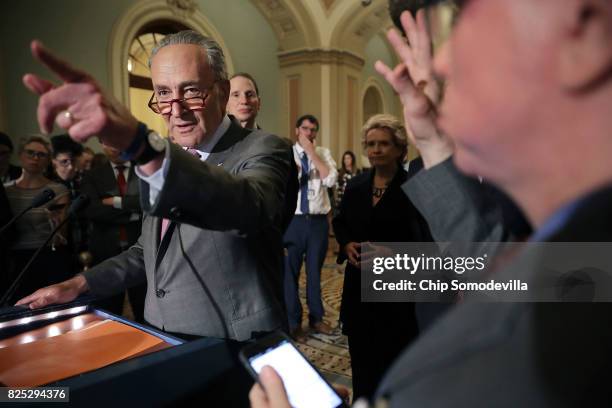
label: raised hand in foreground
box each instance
[375,10,453,169]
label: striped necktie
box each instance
[300,152,309,214]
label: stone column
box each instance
[278,49,364,162]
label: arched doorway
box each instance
[359,84,385,167]
[362,85,384,123]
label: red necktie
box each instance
[116,165,127,195]
[116,165,128,242]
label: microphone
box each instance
[0,187,56,236]
[67,194,90,215]
[31,188,57,208]
[0,194,90,306]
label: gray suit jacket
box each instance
[83,120,292,341]
[376,165,612,407]
[377,242,612,407]
[403,158,509,254]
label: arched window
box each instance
[127,22,190,137]
[362,85,383,123]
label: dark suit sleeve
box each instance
[81,231,147,296]
[332,182,357,264]
[120,168,142,212]
[0,183,14,245]
[81,169,139,225]
[402,157,511,256]
[122,194,141,212]
[142,134,292,235]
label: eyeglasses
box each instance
[54,158,73,168]
[148,80,220,115]
[299,126,318,133]
[24,149,49,159]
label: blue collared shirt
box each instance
[530,196,586,242]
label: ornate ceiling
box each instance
[249,0,394,58]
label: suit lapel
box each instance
[155,218,177,270]
[127,165,139,194]
[102,163,119,195]
[206,119,248,168]
[151,118,247,267]
[207,147,234,168]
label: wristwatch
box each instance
[136,131,166,165]
[120,122,166,165]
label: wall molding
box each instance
[278,48,364,70]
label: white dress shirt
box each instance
[136,115,230,206]
[110,161,140,221]
[293,143,338,215]
[110,161,130,209]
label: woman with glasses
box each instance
[4,136,73,302]
[332,114,434,402]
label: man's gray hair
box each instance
[148,30,228,81]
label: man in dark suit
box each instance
[18,31,292,341]
[250,1,612,407]
[0,132,22,184]
[80,144,144,321]
[0,183,13,295]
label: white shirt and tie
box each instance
[109,161,140,222]
[292,143,338,215]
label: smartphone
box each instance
[240,331,348,408]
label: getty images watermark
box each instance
[360,242,612,302]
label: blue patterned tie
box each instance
[300,152,309,214]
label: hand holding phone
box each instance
[241,332,347,408]
[249,366,291,408]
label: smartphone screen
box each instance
[247,338,344,408]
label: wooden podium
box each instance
[0,299,253,406]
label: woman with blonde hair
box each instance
[333,113,433,401]
[4,136,73,302]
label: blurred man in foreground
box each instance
[251,0,612,406]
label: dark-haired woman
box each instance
[334,150,360,216]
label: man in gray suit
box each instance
[250,1,612,407]
[17,31,291,341]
